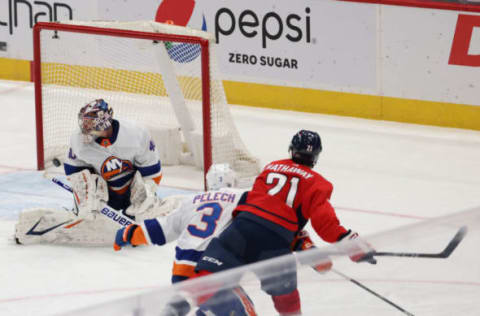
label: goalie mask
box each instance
[206,163,236,191]
[78,99,113,142]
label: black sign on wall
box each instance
[0,0,73,35]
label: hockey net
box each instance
[33,21,259,187]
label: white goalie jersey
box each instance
[139,188,246,282]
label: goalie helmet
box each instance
[206,163,236,191]
[289,130,322,168]
[78,99,113,140]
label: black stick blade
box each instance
[374,226,468,259]
[438,225,468,258]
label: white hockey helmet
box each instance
[206,163,236,191]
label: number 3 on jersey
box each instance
[187,202,223,238]
[266,172,299,207]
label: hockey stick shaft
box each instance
[50,176,73,193]
[372,226,467,259]
[331,269,415,316]
[45,174,136,227]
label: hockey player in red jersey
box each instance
[194,129,376,315]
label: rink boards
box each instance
[1,0,480,130]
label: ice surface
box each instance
[1,80,480,315]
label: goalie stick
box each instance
[372,226,467,259]
[44,173,136,227]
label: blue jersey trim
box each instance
[137,162,161,177]
[107,172,135,187]
[175,247,203,262]
[64,163,88,176]
[144,219,166,245]
[172,275,189,284]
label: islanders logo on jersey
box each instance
[155,0,206,63]
[101,156,134,181]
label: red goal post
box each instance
[33,21,259,188]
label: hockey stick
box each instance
[44,174,136,227]
[372,226,467,259]
[331,269,415,316]
[50,176,75,194]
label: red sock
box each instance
[271,289,301,315]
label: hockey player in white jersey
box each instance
[14,99,165,245]
[114,163,257,316]
[64,98,162,215]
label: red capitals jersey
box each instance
[235,159,347,243]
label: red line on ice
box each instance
[2,278,479,304]
[0,165,36,173]
[312,278,480,287]
[335,205,429,220]
[0,285,160,303]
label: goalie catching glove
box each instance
[125,172,159,217]
[68,169,108,221]
[291,230,333,273]
[113,224,148,251]
[338,230,377,265]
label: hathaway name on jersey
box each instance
[265,163,314,179]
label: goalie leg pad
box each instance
[15,207,121,246]
[134,194,184,221]
[15,208,75,245]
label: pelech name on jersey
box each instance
[265,164,314,179]
[192,192,236,204]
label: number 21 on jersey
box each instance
[266,172,299,207]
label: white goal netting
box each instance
[35,21,259,184]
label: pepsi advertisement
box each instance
[1,0,478,107]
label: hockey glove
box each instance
[114,224,147,251]
[339,230,377,265]
[68,169,108,221]
[126,172,159,217]
[291,230,333,273]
